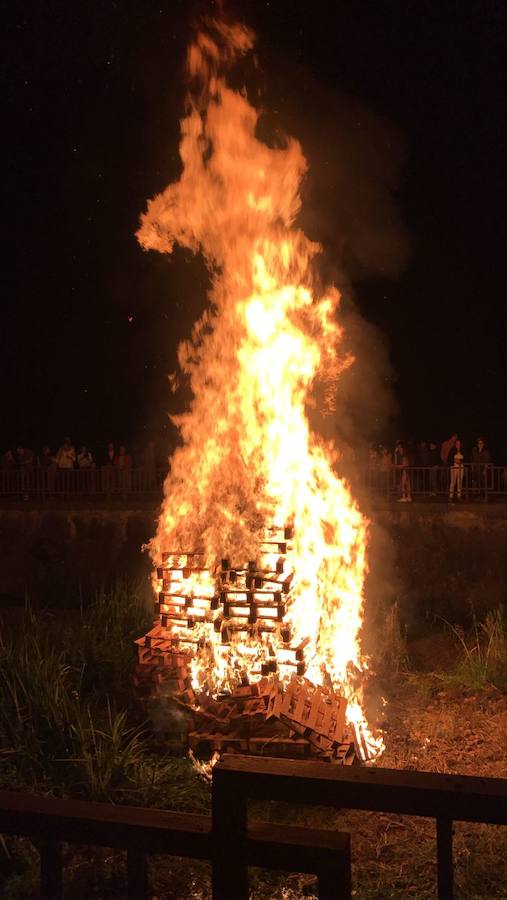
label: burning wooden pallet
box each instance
[134,528,358,765]
[185,676,356,763]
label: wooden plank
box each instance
[0,791,212,858]
[214,756,507,825]
[246,822,350,880]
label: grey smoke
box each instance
[253,60,409,448]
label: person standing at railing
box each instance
[114,445,132,493]
[56,437,76,468]
[440,432,457,465]
[440,432,457,498]
[56,437,76,495]
[471,437,491,499]
[101,441,116,493]
[77,446,94,468]
[78,445,95,495]
[378,445,392,495]
[38,445,57,495]
[15,445,34,500]
[448,438,465,502]
[395,443,412,502]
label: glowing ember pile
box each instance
[134,17,384,763]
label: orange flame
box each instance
[138,18,383,759]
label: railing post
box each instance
[39,839,63,900]
[127,847,149,899]
[212,769,248,900]
[317,832,352,899]
[436,816,453,899]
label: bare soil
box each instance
[145,666,507,900]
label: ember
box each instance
[135,16,384,763]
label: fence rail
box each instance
[1,758,506,899]
[362,463,507,501]
[213,755,507,900]
[1,464,507,502]
[0,466,165,500]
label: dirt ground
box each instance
[148,663,507,900]
[4,643,507,899]
[343,673,507,899]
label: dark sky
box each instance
[2,0,506,459]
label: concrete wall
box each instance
[372,504,507,626]
[0,504,505,623]
[0,508,156,607]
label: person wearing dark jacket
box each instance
[471,438,491,498]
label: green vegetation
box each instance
[0,588,506,898]
[0,584,209,807]
[0,583,209,897]
[426,606,507,694]
[447,607,507,693]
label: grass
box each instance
[0,585,209,808]
[431,607,507,694]
[0,589,506,898]
[0,582,210,898]
[452,608,507,692]
[376,598,411,678]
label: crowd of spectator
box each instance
[0,438,162,498]
[366,434,495,502]
[0,433,503,502]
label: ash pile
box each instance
[134,528,361,764]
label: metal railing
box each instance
[362,464,507,502]
[0,466,166,500]
[1,464,506,503]
[2,757,506,899]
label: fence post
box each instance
[436,816,453,899]
[317,832,352,900]
[127,848,149,899]
[212,769,248,900]
[39,839,63,900]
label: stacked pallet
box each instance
[184,676,356,763]
[134,526,357,764]
[133,624,194,697]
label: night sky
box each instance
[2,1,506,460]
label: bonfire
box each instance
[134,16,384,764]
